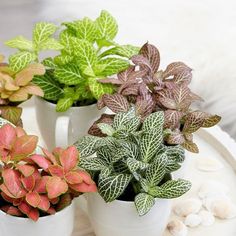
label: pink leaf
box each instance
[77,170,95,185]
[0,124,16,149]
[12,135,38,157]
[48,165,64,178]
[21,175,35,192]
[41,148,57,165]
[34,176,50,193]
[17,164,35,177]
[29,154,51,170]
[59,146,78,172]
[65,171,82,185]
[47,207,56,215]
[38,195,50,212]
[28,208,40,221]
[2,169,25,198]
[26,192,40,208]
[15,127,27,137]
[21,84,44,97]
[1,205,23,216]
[0,184,16,198]
[163,62,192,78]
[70,182,97,193]
[46,176,68,199]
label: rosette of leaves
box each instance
[0,124,96,221]
[0,55,45,125]
[32,10,139,111]
[94,43,221,153]
[76,108,191,216]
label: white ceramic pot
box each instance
[35,96,104,150]
[86,193,171,236]
[0,202,75,236]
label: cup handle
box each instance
[55,116,70,148]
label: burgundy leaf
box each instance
[102,93,130,113]
[163,62,192,78]
[131,55,152,72]
[164,110,183,129]
[166,131,185,145]
[173,70,192,84]
[140,43,160,73]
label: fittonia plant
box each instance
[76,108,191,216]
[92,43,221,153]
[5,10,139,111]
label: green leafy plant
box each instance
[91,43,221,153]
[0,54,45,125]
[5,11,139,112]
[76,108,191,216]
[0,124,97,221]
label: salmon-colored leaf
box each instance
[15,126,26,137]
[21,175,35,191]
[26,192,40,208]
[48,165,64,178]
[38,195,50,211]
[28,208,40,221]
[1,205,23,216]
[42,148,57,165]
[59,146,79,172]
[77,170,95,185]
[65,171,82,184]
[46,176,68,199]
[0,124,16,148]
[29,154,51,170]
[70,182,97,193]
[17,164,35,177]
[34,176,50,193]
[22,85,44,97]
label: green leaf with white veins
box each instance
[96,10,118,40]
[5,36,33,51]
[72,38,97,70]
[80,157,107,171]
[135,193,155,216]
[96,58,129,77]
[88,78,114,100]
[56,97,74,112]
[98,174,132,202]
[142,111,165,132]
[59,30,75,55]
[146,153,168,186]
[140,129,163,162]
[33,71,64,101]
[33,22,57,49]
[39,38,64,50]
[75,136,102,157]
[152,179,191,199]
[97,123,115,136]
[74,17,98,42]
[54,64,83,85]
[126,158,148,172]
[99,45,140,59]
[9,51,36,72]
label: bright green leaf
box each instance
[5,36,33,51]
[56,97,74,112]
[39,38,64,50]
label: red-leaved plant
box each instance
[0,124,96,221]
[90,43,221,153]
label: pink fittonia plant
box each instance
[91,43,221,153]
[0,124,96,221]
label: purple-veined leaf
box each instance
[173,70,192,84]
[172,84,191,110]
[183,111,206,133]
[163,62,192,78]
[159,97,177,110]
[98,77,122,85]
[140,43,160,73]
[131,55,152,72]
[166,131,185,145]
[164,110,183,129]
[181,141,199,153]
[102,93,130,113]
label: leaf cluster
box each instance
[96,43,221,153]
[76,109,191,216]
[5,11,139,112]
[0,124,96,221]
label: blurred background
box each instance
[1,0,236,139]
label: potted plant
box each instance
[0,124,97,236]
[76,108,191,236]
[5,10,139,149]
[0,54,45,126]
[91,43,221,153]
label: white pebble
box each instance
[196,157,223,172]
[174,198,202,217]
[209,198,236,219]
[202,195,230,211]
[198,180,229,199]
[184,213,202,227]
[167,219,188,236]
[198,210,215,226]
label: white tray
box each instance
[21,103,236,236]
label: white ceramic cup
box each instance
[79,193,171,236]
[0,202,75,236]
[35,97,104,150]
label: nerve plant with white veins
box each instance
[76,108,191,216]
